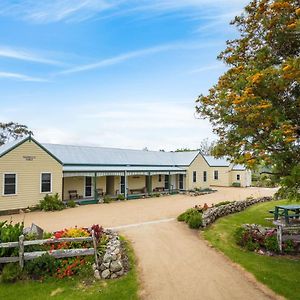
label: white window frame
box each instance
[214,170,219,180]
[40,172,52,194]
[3,173,17,196]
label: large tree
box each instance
[196,0,300,179]
[0,122,32,146]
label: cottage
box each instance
[0,136,251,211]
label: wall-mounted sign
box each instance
[23,155,36,161]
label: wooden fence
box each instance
[0,230,99,269]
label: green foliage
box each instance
[1,263,22,283]
[276,165,300,201]
[177,208,203,229]
[232,182,241,187]
[66,200,76,208]
[214,201,233,207]
[25,254,57,279]
[283,239,296,254]
[0,221,24,257]
[39,194,65,211]
[196,0,300,182]
[264,235,280,253]
[188,213,203,229]
[117,194,125,201]
[103,195,111,203]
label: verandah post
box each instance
[124,171,128,200]
[19,234,24,270]
[94,172,97,202]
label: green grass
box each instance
[203,200,300,300]
[0,237,139,300]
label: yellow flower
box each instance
[251,73,263,84]
[287,23,297,30]
[296,8,300,16]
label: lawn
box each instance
[203,200,300,300]
[0,238,139,300]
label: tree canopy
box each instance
[0,122,32,146]
[196,0,300,179]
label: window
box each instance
[179,174,184,190]
[203,171,207,182]
[41,173,52,193]
[158,175,162,182]
[237,174,240,181]
[85,176,93,197]
[3,174,17,195]
[164,175,169,190]
[214,170,219,180]
[193,171,197,183]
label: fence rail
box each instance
[0,230,97,269]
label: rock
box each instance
[103,262,110,268]
[116,269,124,277]
[111,254,117,261]
[103,253,112,263]
[110,273,118,279]
[94,270,101,280]
[25,208,31,213]
[101,269,110,279]
[100,263,107,271]
[110,261,122,272]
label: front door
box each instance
[179,174,184,190]
[85,176,93,197]
[164,175,169,190]
[120,176,125,194]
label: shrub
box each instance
[103,195,111,203]
[39,194,65,211]
[117,194,125,201]
[0,221,24,257]
[66,200,76,208]
[264,235,280,253]
[234,226,260,251]
[283,239,296,254]
[1,263,22,283]
[25,253,57,279]
[188,213,203,229]
[214,201,233,207]
[232,182,241,187]
[177,208,198,222]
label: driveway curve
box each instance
[0,187,279,299]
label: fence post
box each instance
[19,235,25,269]
[91,230,99,268]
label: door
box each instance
[164,175,169,190]
[179,174,184,190]
[85,176,93,197]
[120,176,125,194]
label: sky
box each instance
[0,0,248,151]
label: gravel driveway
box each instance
[0,187,279,299]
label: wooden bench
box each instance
[129,188,146,194]
[153,187,165,192]
[68,190,78,200]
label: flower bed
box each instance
[234,224,300,255]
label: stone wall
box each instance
[94,229,128,280]
[202,196,273,227]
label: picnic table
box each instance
[272,205,300,225]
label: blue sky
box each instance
[0,0,248,150]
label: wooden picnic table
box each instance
[272,204,300,225]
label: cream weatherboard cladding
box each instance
[0,140,62,211]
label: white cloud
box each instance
[0,71,48,82]
[59,41,221,75]
[189,63,225,74]
[0,46,63,65]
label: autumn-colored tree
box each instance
[0,122,32,146]
[196,0,300,182]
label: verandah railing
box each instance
[0,230,99,269]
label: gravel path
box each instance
[0,187,280,299]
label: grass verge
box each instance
[0,237,139,300]
[202,200,300,300]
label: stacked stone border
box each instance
[94,229,129,280]
[202,196,273,227]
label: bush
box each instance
[177,208,198,222]
[264,235,280,253]
[39,194,65,211]
[25,253,57,279]
[283,239,296,254]
[233,227,259,251]
[232,182,241,187]
[103,195,111,203]
[66,200,76,208]
[188,213,202,229]
[1,263,22,283]
[117,194,125,201]
[214,201,233,207]
[0,221,24,257]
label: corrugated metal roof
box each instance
[232,164,246,171]
[42,143,199,166]
[203,156,230,167]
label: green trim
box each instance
[0,136,63,165]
